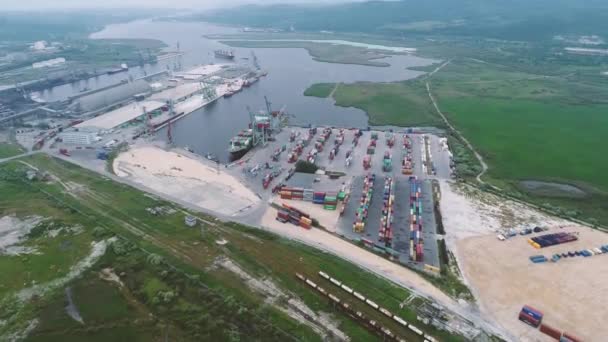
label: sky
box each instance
[0,0,358,10]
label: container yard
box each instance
[233,125,449,271]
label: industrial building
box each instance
[75,100,166,130]
[149,82,203,102]
[68,79,152,113]
[59,129,97,145]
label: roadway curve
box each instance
[424,60,489,184]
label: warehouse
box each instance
[75,100,165,130]
[149,82,202,102]
[58,129,97,145]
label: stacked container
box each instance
[409,177,424,262]
[324,193,338,210]
[303,189,314,202]
[363,155,372,169]
[353,174,375,232]
[277,203,311,229]
[530,232,578,248]
[313,192,326,204]
[379,177,394,245]
[383,151,392,172]
[385,132,395,148]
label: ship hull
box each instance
[214,53,235,60]
[229,147,251,161]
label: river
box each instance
[77,20,438,161]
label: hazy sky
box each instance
[0,0,357,10]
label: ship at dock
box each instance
[228,96,286,161]
[214,50,235,60]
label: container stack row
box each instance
[324,192,338,210]
[528,232,578,249]
[276,203,312,229]
[401,135,413,175]
[385,132,395,148]
[518,305,582,342]
[353,173,375,233]
[379,177,394,246]
[279,187,306,200]
[409,177,424,262]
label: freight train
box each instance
[315,271,437,342]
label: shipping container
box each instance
[539,323,562,340]
[562,332,582,342]
[522,305,544,319]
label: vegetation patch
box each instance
[220,40,392,67]
[0,142,25,159]
[305,80,443,127]
[0,154,470,341]
[303,83,336,98]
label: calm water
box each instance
[90,20,437,161]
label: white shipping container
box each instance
[319,271,330,279]
[365,299,379,309]
[379,307,392,317]
[340,284,353,294]
[353,292,366,301]
[393,316,408,327]
[330,278,342,286]
[305,279,317,288]
[409,324,423,335]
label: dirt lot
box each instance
[440,180,608,341]
[114,145,260,216]
[458,225,608,342]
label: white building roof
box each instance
[149,82,201,101]
[75,100,165,129]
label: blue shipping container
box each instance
[522,306,543,320]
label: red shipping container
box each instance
[562,332,582,342]
[539,323,561,340]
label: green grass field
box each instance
[0,154,469,341]
[428,60,608,224]
[220,40,392,66]
[0,142,25,159]
[304,81,443,127]
[303,83,336,98]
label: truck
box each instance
[363,155,372,170]
[59,148,70,157]
[96,150,109,160]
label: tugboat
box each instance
[214,50,235,60]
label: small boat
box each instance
[206,153,219,163]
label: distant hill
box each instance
[196,0,608,41]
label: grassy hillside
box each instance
[195,0,608,42]
[0,154,467,341]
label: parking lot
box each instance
[233,126,451,269]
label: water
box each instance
[32,61,172,103]
[90,20,437,162]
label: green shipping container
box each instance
[324,205,337,210]
[337,191,346,200]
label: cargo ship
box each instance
[228,129,254,160]
[214,50,235,60]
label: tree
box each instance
[295,160,318,174]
